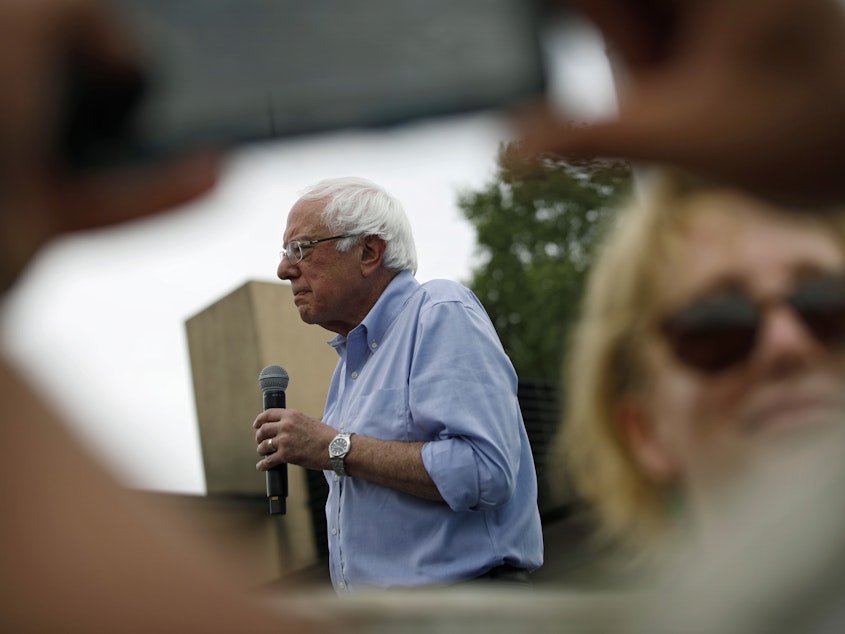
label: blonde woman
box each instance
[560,172,845,558]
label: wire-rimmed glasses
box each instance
[279,232,362,265]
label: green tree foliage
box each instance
[459,142,632,381]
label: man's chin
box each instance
[296,307,315,324]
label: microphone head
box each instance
[259,364,289,393]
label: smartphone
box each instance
[62,0,548,169]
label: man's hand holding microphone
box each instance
[254,364,339,514]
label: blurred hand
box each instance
[0,0,220,290]
[521,0,845,207]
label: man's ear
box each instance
[359,234,387,276]
[617,397,678,483]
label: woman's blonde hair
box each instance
[557,170,845,552]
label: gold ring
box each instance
[267,438,274,452]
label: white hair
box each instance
[298,177,418,274]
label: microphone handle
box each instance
[263,390,287,515]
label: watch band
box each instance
[329,432,352,477]
[330,453,348,477]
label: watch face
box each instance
[329,436,349,457]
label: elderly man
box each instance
[253,177,543,593]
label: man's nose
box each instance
[277,256,297,280]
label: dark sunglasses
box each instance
[659,273,845,374]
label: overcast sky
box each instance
[0,15,615,494]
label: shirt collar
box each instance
[328,269,418,350]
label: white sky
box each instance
[0,16,615,494]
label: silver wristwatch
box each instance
[328,432,352,477]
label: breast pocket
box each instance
[348,387,411,441]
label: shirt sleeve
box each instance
[413,291,523,512]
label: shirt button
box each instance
[339,582,346,590]
[371,341,378,349]
[351,371,358,379]
[333,474,339,482]
[331,528,338,536]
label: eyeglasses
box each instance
[279,233,362,265]
[659,273,845,374]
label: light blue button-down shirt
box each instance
[322,270,543,593]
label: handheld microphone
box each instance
[259,364,289,515]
